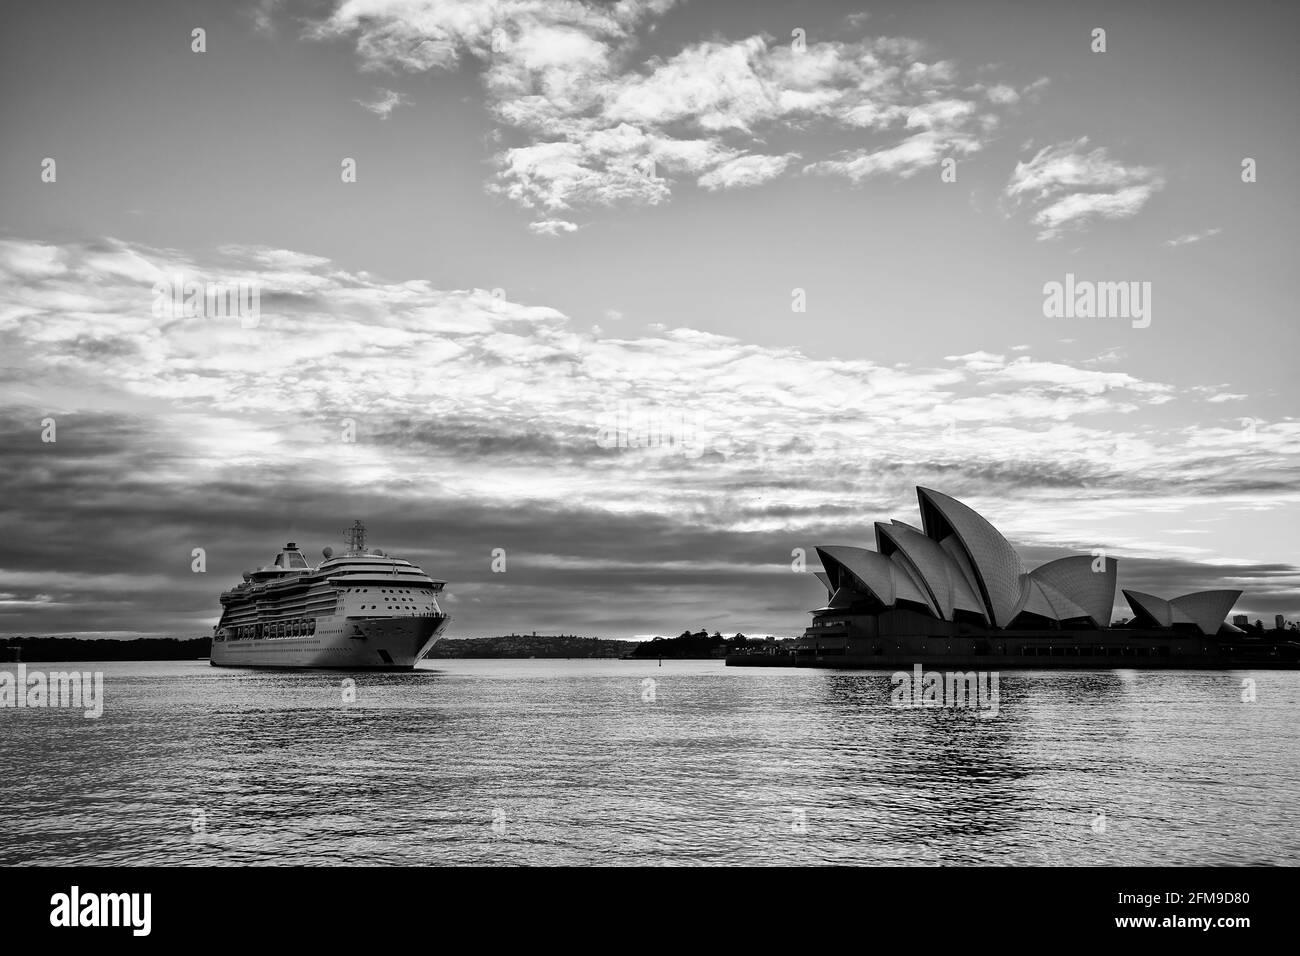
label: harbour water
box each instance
[1,659,1295,865]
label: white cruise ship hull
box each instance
[210,614,449,670]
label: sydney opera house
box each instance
[785,486,1272,668]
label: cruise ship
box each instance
[210,521,450,669]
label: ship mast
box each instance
[344,519,367,555]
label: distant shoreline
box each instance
[0,637,212,663]
[1,632,786,663]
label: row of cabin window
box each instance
[343,588,431,594]
[231,619,316,640]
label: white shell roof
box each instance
[917,487,1027,627]
[1028,554,1117,626]
[810,487,1242,634]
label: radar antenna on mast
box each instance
[344,520,368,554]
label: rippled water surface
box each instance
[1,659,1296,865]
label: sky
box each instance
[0,0,1297,639]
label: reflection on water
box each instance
[1,660,1296,865]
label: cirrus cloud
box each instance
[1005,137,1165,240]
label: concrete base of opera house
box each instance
[726,630,1300,669]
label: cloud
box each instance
[983,83,1019,104]
[295,1,1033,230]
[3,236,1295,636]
[1164,227,1222,247]
[0,240,69,279]
[1005,137,1165,240]
[248,0,285,37]
[697,152,798,191]
[492,129,672,213]
[944,350,1005,372]
[354,86,411,117]
[528,218,580,236]
[806,128,981,182]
